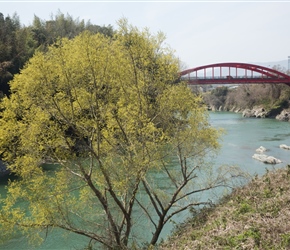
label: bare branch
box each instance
[164,201,210,225]
[142,179,162,217]
[135,198,157,229]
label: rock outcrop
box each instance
[276,109,290,122]
[242,106,269,118]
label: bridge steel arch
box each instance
[180,62,290,87]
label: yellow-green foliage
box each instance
[0,19,221,248]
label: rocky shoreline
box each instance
[208,105,290,122]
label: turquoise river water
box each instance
[0,111,289,249]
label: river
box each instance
[0,111,289,249]
[210,112,290,175]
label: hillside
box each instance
[161,165,290,249]
[202,84,290,121]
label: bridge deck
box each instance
[181,76,290,86]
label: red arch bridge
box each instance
[179,62,290,87]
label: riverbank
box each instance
[202,84,290,122]
[160,165,290,249]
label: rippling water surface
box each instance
[210,112,290,176]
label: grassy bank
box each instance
[160,165,290,249]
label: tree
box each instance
[0,20,242,249]
[0,12,23,95]
[0,12,114,97]
[31,12,114,51]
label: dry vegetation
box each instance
[161,165,290,249]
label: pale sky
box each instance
[1,1,290,69]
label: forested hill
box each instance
[0,12,113,96]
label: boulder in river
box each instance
[280,144,290,150]
[256,146,267,153]
[252,154,282,164]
